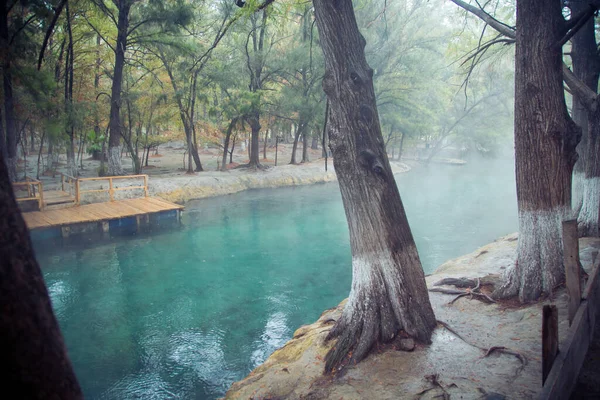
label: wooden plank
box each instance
[23,196,183,230]
[540,257,600,399]
[542,305,559,385]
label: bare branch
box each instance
[563,64,598,111]
[449,0,515,39]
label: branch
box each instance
[189,0,275,72]
[449,0,515,39]
[82,13,115,53]
[556,4,599,49]
[563,64,598,111]
[37,0,67,70]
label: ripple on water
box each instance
[251,311,291,367]
[167,328,235,391]
[103,371,179,400]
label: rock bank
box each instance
[150,161,410,204]
[224,234,600,399]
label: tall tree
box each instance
[91,0,192,175]
[0,0,20,181]
[312,0,436,372]
[0,151,83,398]
[496,0,580,301]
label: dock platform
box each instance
[14,174,184,239]
[23,197,183,230]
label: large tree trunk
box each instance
[579,111,600,236]
[313,0,436,373]
[0,152,83,398]
[301,128,309,163]
[0,1,17,181]
[571,1,599,217]
[107,1,131,176]
[495,0,580,302]
[247,112,262,168]
[65,1,77,177]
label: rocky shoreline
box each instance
[149,160,410,204]
[223,234,600,399]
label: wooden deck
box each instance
[23,197,183,230]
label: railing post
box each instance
[109,177,114,201]
[38,182,44,211]
[563,219,582,325]
[144,175,148,197]
[75,179,80,205]
[61,174,65,191]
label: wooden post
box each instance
[61,174,65,191]
[563,219,581,325]
[38,181,44,211]
[542,305,559,384]
[143,175,148,197]
[75,179,80,205]
[109,177,114,201]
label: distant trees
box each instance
[313,0,436,372]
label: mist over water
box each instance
[36,156,517,399]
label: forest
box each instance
[3,0,600,399]
[0,0,513,180]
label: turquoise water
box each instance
[36,159,517,399]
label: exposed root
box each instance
[484,346,528,366]
[430,278,496,305]
[436,320,528,371]
[415,374,451,399]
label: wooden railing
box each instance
[14,174,149,210]
[13,177,44,210]
[77,174,149,203]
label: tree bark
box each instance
[290,122,303,164]
[313,0,436,373]
[247,112,261,168]
[301,127,309,163]
[221,117,237,171]
[0,152,83,398]
[495,0,581,302]
[65,0,77,177]
[0,0,17,181]
[571,1,600,216]
[107,0,132,176]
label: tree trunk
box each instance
[301,128,309,163]
[247,112,261,168]
[290,122,303,164]
[0,152,83,398]
[313,0,436,373]
[495,0,581,302]
[578,110,600,236]
[65,1,77,177]
[0,0,17,181]
[311,133,318,150]
[107,1,131,176]
[397,132,405,161]
[221,118,237,171]
[571,0,600,216]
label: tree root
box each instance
[430,278,496,305]
[415,374,451,399]
[436,320,527,371]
